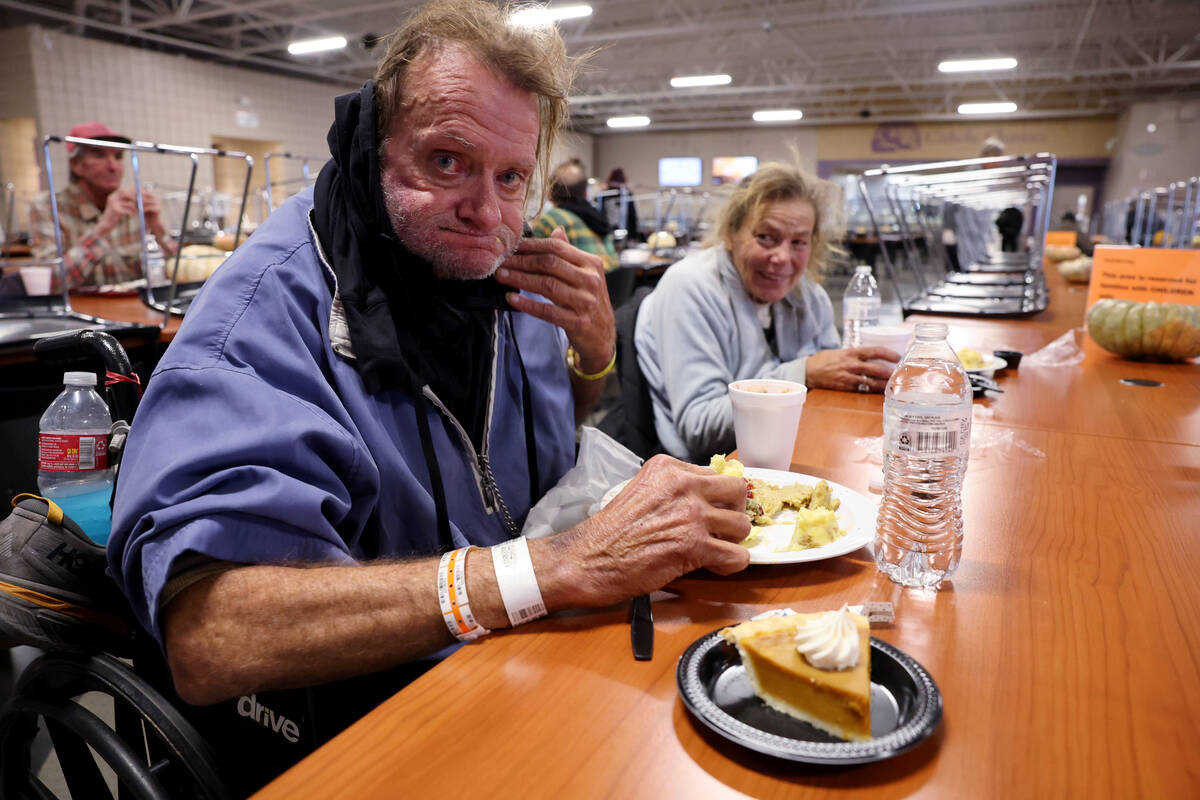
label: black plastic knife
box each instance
[630,594,653,661]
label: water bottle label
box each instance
[38,433,109,471]
[843,297,880,323]
[885,398,971,458]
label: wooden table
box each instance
[69,294,182,342]
[254,276,1200,798]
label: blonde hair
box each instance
[713,161,846,280]
[374,0,579,207]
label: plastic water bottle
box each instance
[842,264,880,347]
[875,323,972,588]
[37,372,114,544]
[143,234,167,287]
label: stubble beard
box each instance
[383,182,518,281]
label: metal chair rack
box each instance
[1100,176,1198,248]
[856,153,1058,318]
[263,151,324,213]
[38,135,254,325]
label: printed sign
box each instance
[1085,246,1200,309]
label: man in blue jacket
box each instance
[109,0,750,766]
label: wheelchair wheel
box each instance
[0,650,227,799]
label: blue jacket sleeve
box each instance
[109,364,373,643]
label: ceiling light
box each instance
[287,36,347,55]
[670,74,732,88]
[752,109,803,122]
[957,102,1018,115]
[606,115,651,128]
[510,4,592,27]
[938,57,1018,73]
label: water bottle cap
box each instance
[855,264,872,273]
[63,371,97,386]
[913,322,949,340]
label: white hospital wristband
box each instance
[491,537,547,627]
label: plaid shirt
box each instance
[29,181,148,291]
[529,206,619,272]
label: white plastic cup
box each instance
[728,379,808,471]
[19,266,52,296]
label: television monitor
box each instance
[658,157,702,187]
[712,156,758,185]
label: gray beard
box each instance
[383,184,516,281]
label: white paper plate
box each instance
[599,467,876,565]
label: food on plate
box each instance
[1044,243,1081,261]
[213,231,251,251]
[176,244,229,283]
[956,348,986,370]
[709,456,845,549]
[720,608,872,741]
[1057,256,1092,284]
[1086,298,1200,362]
[789,508,841,550]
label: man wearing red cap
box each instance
[30,122,176,291]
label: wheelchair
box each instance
[0,329,228,800]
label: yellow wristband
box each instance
[566,345,616,381]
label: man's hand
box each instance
[804,346,901,393]
[495,227,615,373]
[537,455,751,607]
[139,189,169,235]
[94,187,139,237]
[96,188,173,247]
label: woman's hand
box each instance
[805,346,901,393]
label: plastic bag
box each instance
[522,426,643,539]
[1025,327,1085,367]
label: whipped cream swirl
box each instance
[794,607,860,670]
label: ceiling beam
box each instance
[0,0,359,86]
[568,59,1200,109]
[133,0,292,29]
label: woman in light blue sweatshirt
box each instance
[634,162,900,460]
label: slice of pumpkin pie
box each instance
[720,608,871,741]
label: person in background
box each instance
[1053,211,1095,256]
[109,1,748,789]
[29,121,175,291]
[530,159,619,270]
[977,136,1026,253]
[602,167,641,243]
[634,162,901,462]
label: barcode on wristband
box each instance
[510,605,540,624]
[492,537,547,628]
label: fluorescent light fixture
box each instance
[510,4,592,27]
[957,102,1017,115]
[670,74,732,88]
[752,109,803,122]
[287,36,347,55]
[607,115,651,128]
[938,57,1018,73]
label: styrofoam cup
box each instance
[859,324,913,357]
[728,379,808,471]
[19,266,52,296]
